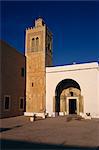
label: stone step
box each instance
[66,115,84,121]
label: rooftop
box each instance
[46,62,99,73]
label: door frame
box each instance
[67,97,79,115]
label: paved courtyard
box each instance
[0,115,99,149]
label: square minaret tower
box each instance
[25,18,53,115]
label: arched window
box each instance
[70,91,73,96]
[31,38,35,51]
[36,37,39,51]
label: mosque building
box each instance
[24,18,99,119]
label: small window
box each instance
[19,98,24,110]
[48,43,50,50]
[36,37,39,51]
[50,49,52,53]
[48,43,51,52]
[32,82,33,87]
[36,37,39,40]
[4,96,10,110]
[31,38,35,51]
[70,92,73,96]
[21,68,24,77]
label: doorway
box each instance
[55,79,81,114]
[69,99,77,114]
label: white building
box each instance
[46,62,99,118]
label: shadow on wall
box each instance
[0,139,98,150]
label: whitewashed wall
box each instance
[46,62,99,118]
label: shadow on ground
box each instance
[0,139,98,150]
[0,126,22,133]
[0,128,11,132]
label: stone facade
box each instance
[25,18,52,114]
[0,40,25,118]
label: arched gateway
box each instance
[54,79,83,116]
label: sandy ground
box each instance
[0,115,99,149]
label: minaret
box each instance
[25,18,53,116]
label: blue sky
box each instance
[1,1,99,66]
